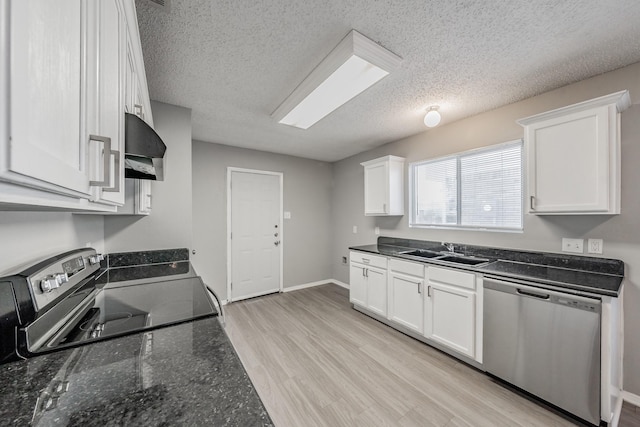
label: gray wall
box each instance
[191,141,333,301]
[104,101,193,252]
[331,62,640,394]
[0,212,104,275]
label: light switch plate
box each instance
[562,238,584,254]
[374,226,380,235]
[352,225,357,234]
[588,239,603,254]
[284,211,291,219]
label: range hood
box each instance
[124,113,167,181]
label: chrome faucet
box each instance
[443,242,455,253]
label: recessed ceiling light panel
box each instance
[272,30,402,130]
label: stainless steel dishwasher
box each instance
[483,276,601,425]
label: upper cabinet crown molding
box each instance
[517,90,631,126]
[361,155,405,216]
[518,90,630,215]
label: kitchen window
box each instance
[410,140,523,231]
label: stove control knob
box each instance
[88,254,104,265]
[39,273,68,293]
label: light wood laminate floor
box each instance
[224,284,583,427]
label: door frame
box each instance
[226,167,284,303]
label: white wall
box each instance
[331,62,640,394]
[104,101,193,252]
[0,212,104,275]
[191,141,333,301]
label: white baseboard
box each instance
[283,279,350,293]
[623,390,640,407]
[331,279,349,289]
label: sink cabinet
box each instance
[425,266,482,361]
[388,259,425,334]
[349,252,388,316]
[360,155,404,216]
[517,91,630,215]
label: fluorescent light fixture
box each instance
[272,30,402,130]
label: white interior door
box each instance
[229,169,282,302]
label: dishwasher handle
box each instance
[516,288,550,300]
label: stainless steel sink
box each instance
[402,249,441,258]
[437,255,490,266]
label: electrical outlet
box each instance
[588,239,603,254]
[342,256,347,264]
[374,226,380,235]
[562,238,584,254]
[352,225,357,234]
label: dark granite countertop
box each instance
[0,248,272,426]
[0,318,272,426]
[350,237,624,297]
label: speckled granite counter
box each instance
[0,248,273,426]
[0,318,272,426]
[350,237,624,297]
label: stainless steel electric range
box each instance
[0,248,274,426]
[0,248,221,364]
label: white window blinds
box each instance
[410,140,523,231]
[460,142,522,229]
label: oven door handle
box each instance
[205,286,225,327]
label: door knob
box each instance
[274,232,279,237]
[274,241,281,246]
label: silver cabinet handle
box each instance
[89,135,120,193]
[427,285,431,297]
[103,149,121,193]
[362,258,370,264]
[89,135,112,187]
[530,195,535,210]
[418,282,422,294]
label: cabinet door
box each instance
[388,272,423,333]
[86,0,125,205]
[364,163,388,215]
[426,282,475,358]
[527,106,613,213]
[366,267,387,317]
[349,263,367,307]
[5,0,92,198]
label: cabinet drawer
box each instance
[350,251,387,269]
[389,258,424,277]
[428,266,475,290]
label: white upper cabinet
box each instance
[361,155,405,216]
[86,0,126,206]
[518,91,630,215]
[2,0,92,199]
[0,0,148,211]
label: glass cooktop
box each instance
[37,277,218,352]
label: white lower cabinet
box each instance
[388,259,424,334]
[425,266,479,360]
[350,251,483,364]
[349,252,388,316]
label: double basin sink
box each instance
[399,249,490,266]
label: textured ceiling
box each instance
[135,0,640,162]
